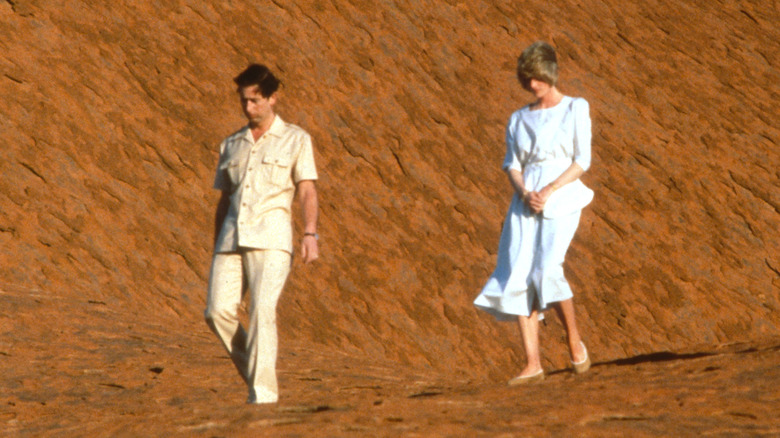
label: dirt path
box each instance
[2,287,778,437]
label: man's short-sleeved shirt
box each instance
[213,115,318,254]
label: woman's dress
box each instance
[474,96,593,320]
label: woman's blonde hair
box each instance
[516,41,558,88]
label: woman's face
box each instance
[526,78,554,99]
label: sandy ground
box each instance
[2,286,778,437]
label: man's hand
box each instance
[301,234,319,264]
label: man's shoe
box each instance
[247,387,278,404]
[246,396,277,405]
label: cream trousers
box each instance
[204,249,291,404]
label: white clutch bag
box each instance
[542,179,594,218]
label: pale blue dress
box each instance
[474,96,593,320]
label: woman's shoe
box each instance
[572,342,591,374]
[508,369,545,386]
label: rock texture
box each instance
[1,0,778,435]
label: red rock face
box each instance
[1,0,778,434]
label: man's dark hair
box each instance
[234,64,280,97]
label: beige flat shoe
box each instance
[572,342,591,374]
[508,369,545,386]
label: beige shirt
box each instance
[213,115,318,254]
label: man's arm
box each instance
[297,180,319,264]
[214,190,230,247]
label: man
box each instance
[204,64,319,404]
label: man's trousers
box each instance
[204,249,291,404]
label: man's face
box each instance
[239,85,276,126]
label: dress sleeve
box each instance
[572,98,592,171]
[502,112,523,172]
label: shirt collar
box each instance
[242,115,286,143]
[266,114,285,137]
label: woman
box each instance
[474,41,594,385]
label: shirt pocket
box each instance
[262,155,292,186]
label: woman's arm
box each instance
[527,162,584,214]
[507,168,528,198]
[546,162,585,193]
[507,168,534,207]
